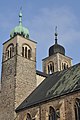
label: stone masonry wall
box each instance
[0,35,37,120]
[15,35,37,109]
[17,91,80,120]
[15,55,36,109]
[0,57,16,120]
[0,55,36,120]
[42,53,72,74]
[42,54,58,73]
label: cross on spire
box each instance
[19,7,22,26]
[55,26,58,44]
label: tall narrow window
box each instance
[62,63,64,70]
[75,98,80,120]
[25,47,27,58]
[62,62,68,70]
[8,50,9,58]
[5,43,14,60]
[64,63,66,69]
[53,63,54,72]
[49,106,57,120]
[22,44,31,60]
[26,113,32,120]
[50,64,52,74]
[48,62,54,74]
[22,47,24,57]
[67,64,68,68]
[75,105,78,120]
[48,65,50,74]
[12,46,14,52]
[50,64,52,71]
[10,47,12,58]
[28,49,31,59]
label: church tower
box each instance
[1,10,37,120]
[42,27,72,74]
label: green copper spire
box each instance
[10,8,29,39]
[19,7,22,26]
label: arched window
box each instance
[75,98,80,120]
[53,63,54,72]
[28,49,31,59]
[49,106,56,120]
[10,47,12,58]
[25,47,27,58]
[22,47,24,57]
[64,63,66,69]
[22,44,31,59]
[67,64,68,68]
[50,64,53,71]
[48,65,50,73]
[62,63,64,70]
[48,62,54,74]
[6,44,14,59]
[26,113,32,120]
[62,62,68,70]
[8,50,9,58]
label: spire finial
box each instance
[19,7,22,25]
[55,26,58,44]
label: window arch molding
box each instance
[74,98,80,120]
[47,61,54,74]
[22,43,32,59]
[6,43,14,50]
[49,106,56,120]
[48,106,60,120]
[22,43,32,50]
[6,43,14,59]
[62,61,69,70]
[26,113,32,120]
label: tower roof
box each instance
[10,9,29,39]
[49,27,65,56]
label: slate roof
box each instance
[16,63,80,112]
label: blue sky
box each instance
[0,0,80,77]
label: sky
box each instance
[0,0,80,78]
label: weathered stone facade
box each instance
[1,57,16,120]
[0,23,79,120]
[16,92,80,120]
[0,35,37,120]
[42,53,72,74]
